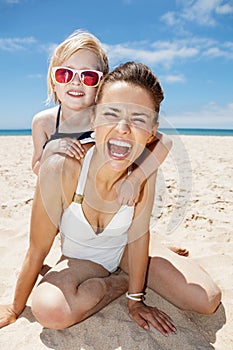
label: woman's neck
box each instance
[90,147,128,192]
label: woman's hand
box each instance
[0,304,18,329]
[129,301,177,336]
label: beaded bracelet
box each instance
[126,291,145,301]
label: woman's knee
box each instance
[31,278,107,329]
[31,283,72,330]
[198,285,222,314]
[77,277,107,307]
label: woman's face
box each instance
[93,81,158,171]
[53,49,101,112]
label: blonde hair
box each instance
[46,29,109,104]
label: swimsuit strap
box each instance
[74,146,131,201]
[55,105,62,132]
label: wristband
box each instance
[126,291,145,301]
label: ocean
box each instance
[0,128,233,136]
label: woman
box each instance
[0,62,221,336]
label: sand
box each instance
[0,135,232,349]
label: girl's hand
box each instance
[58,138,85,159]
[0,304,18,329]
[48,138,85,159]
[129,302,176,336]
[116,176,141,206]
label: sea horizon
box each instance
[0,128,233,136]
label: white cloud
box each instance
[181,0,219,26]
[216,3,233,14]
[162,0,233,27]
[162,74,185,83]
[0,37,36,51]
[0,36,55,56]
[160,11,181,26]
[1,0,24,3]
[27,74,44,79]
[105,36,233,68]
[204,46,233,59]
[166,102,233,128]
[105,41,199,68]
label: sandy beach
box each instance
[0,134,232,350]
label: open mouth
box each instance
[108,139,132,159]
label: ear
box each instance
[147,122,159,144]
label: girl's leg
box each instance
[31,257,128,330]
[121,244,221,314]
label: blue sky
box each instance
[0,0,232,130]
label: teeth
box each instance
[108,139,132,149]
[111,151,127,157]
[108,139,132,158]
[68,91,84,96]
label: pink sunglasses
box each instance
[52,66,103,87]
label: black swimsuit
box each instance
[43,105,94,149]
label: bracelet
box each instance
[126,291,145,301]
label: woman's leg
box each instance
[121,243,221,314]
[31,257,128,330]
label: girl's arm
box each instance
[117,132,172,205]
[0,156,65,328]
[31,114,50,175]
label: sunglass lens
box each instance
[81,71,99,86]
[55,68,73,84]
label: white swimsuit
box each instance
[60,146,135,272]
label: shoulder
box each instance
[31,106,58,130]
[156,131,173,149]
[31,106,59,141]
[40,154,82,206]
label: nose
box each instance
[72,72,81,85]
[116,119,131,134]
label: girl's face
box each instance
[53,49,101,112]
[93,81,158,172]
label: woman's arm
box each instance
[126,172,176,335]
[127,172,156,296]
[0,156,64,328]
